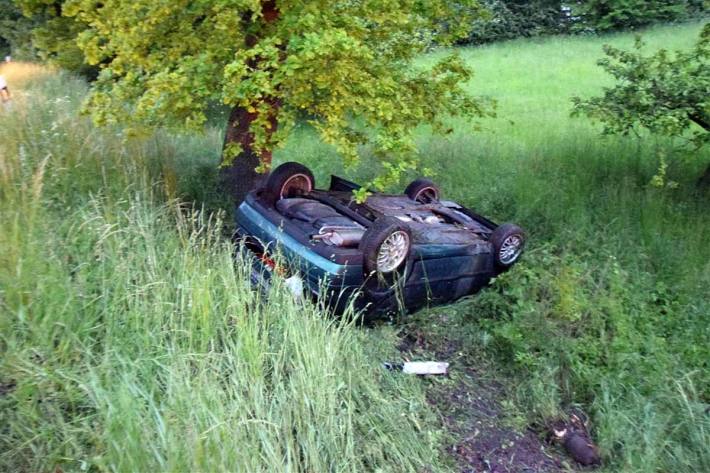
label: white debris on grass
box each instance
[402,362,449,375]
[284,275,304,301]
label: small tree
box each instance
[572,23,710,184]
[56,0,490,203]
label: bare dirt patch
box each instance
[397,329,574,472]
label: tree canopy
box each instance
[55,0,491,197]
[0,0,35,59]
[573,23,709,146]
[4,1,94,76]
[572,0,704,33]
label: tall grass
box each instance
[277,19,708,471]
[0,66,443,472]
[2,20,709,472]
[397,21,707,472]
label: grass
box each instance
[408,22,709,472]
[279,20,710,471]
[0,69,444,471]
[2,19,709,472]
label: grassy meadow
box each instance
[2,20,709,472]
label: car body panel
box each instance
[236,201,365,295]
[235,176,517,318]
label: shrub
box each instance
[461,1,707,45]
[572,23,710,184]
[572,0,706,33]
[0,0,36,60]
[461,0,571,44]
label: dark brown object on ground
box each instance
[562,432,601,466]
[552,412,601,467]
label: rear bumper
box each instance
[235,201,364,295]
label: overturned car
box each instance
[235,162,525,318]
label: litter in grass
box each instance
[284,275,304,300]
[383,361,449,375]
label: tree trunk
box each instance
[218,105,274,204]
[219,0,279,205]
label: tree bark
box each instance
[219,106,274,204]
[219,1,279,205]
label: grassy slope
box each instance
[0,65,443,472]
[434,24,709,472]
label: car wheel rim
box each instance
[376,231,409,273]
[414,187,438,203]
[499,234,523,265]
[279,174,312,199]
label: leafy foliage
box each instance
[0,0,36,59]
[572,0,706,33]
[460,0,707,45]
[573,23,710,148]
[11,1,98,78]
[60,0,492,187]
[460,0,571,45]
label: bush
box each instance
[572,23,710,183]
[0,0,37,60]
[461,1,707,45]
[461,0,571,44]
[572,0,706,33]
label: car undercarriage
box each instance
[235,162,526,318]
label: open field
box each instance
[2,20,709,472]
[285,23,709,471]
[413,22,710,472]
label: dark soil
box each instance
[397,329,575,473]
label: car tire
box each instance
[264,162,315,202]
[490,223,525,269]
[360,217,412,278]
[405,178,440,203]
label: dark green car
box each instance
[235,162,525,318]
